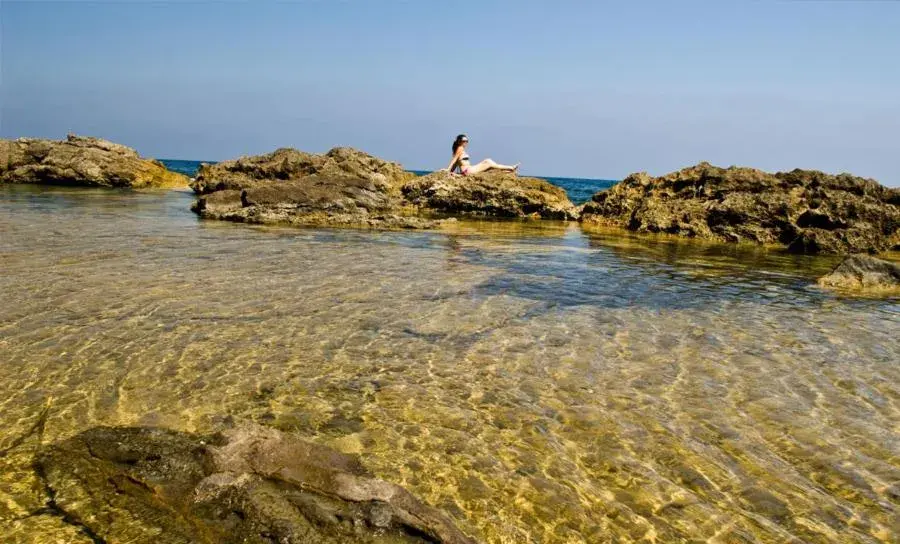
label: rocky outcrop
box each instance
[28,423,478,544]
[818,254,900,294]
[192,176,437,229]
[191,146,415,195]
[580,162,900,254]
[191,147,435,229]
[191,147,576,229]
[402,170,577,220]
[0,134,188,188]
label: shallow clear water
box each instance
[1,185,898,543]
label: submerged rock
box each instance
[0,134,188,188]
[580,163,900,254]
[818,254,900,294]
[34,423,478,544]
[402,170,577,220]
[191,147,576,229]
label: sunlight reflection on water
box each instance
[1,186,898,543]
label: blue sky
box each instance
[2,1,898,185]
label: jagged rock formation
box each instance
[190,147,576,229]
[190,147,415,195]
[192,177,437,229]
[580,162,900,254]
[402,170,577,220]
[0,134,188,188]
[191,147,431,228]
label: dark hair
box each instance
[452,134,468,154]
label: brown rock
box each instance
[581,162,900,254]
[192,175,437,229]
[818,254,900,294]
[0,134,188,188]
[191,146,414,195]
[191,147,575,229]
[34,423,479,544]
[190,147,435,229]
[401,170,577,220]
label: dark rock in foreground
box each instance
[191,147,576,229]
[0,134,188,188]
[818,254,900,294]
[35,423,478,544]
[580,162,900,254]
[403,170,577,220]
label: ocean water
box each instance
[159,158,211,177]
[162,160,616,204]
[1,184,898,543]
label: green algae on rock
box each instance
[0,134,189,188]
[818,254,900,295]
[31,423,478,544]
[580,162,900,254]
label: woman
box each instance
[444,134,519,176]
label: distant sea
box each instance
[160,160,617,204]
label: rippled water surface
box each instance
[1,185,898,543]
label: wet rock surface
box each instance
[190,147,575,229]
[817,254,900,294]
[580,162,900,254]
[23,423,478,544]
[0,134,188,188]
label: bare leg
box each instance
[465,158,519,175]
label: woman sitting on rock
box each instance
[444,134,519,176]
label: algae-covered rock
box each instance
[818,254,900,294]
[34,423,479,544]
